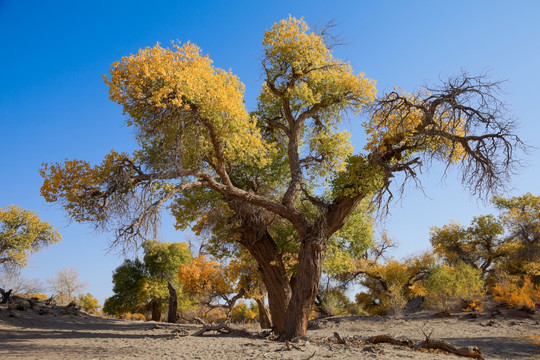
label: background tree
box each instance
[492,193,539,280]
[430,194,539,282]
[40,17,523,338]
[0,270,44,295]
[430,215,505,277]
[140,240,192,322]
[47,267,88,305]
[103,258,147,316]
[353,252,434,316]
[78,292,102,314]
[177,255,245,320]
[0,205,61,272]
[103,241,191,321]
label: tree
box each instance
[353,252,434,315]
[78,292,102,313]
[47,267,88,305]
[140,240,192,321]
[103,241,192,321]
[177,255,245,320]
[0,270,44,295]
[103,258,147,316]
[492,193,539,280]
[430,193,539,281]
[0,205,61,272]
[40,17,523,338]
[430,215,505,277]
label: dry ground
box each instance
[0,299,538,359]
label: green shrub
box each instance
[424,262,485,311]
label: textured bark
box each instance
[167,281,178,323]
[280,236,326,340]
[255,297,272,329]
[240,230,292,333]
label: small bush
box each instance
[119,312,146,321]
[491,274,540,309]
[423,262,485,311]
[231,301,256,323]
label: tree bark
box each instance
[255,296,272,329]
[239,230,291,333]
[167,281,178,323]
[280,236,326,340]
[150,299,161,322]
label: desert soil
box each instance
[0,300,538,359]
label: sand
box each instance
[1,299,538,359]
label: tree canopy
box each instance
[0,205,61,272]
[431,193,539,281]
[103,240,192,320]
[40,17,523,339]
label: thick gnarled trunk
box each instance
[281,237,326,339]
[240,230,292,333]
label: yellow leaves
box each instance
[104,42,273,168]
[177,255,234,296]
[261,16,376,118]
[0,205,61,269]
[263,16,328,69]
[40,150,129,223]
[491,275,540,310]
[364,89,468,162]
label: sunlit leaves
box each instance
[0,205,61,270]
[364,89,468,163]
[104,42,274,168]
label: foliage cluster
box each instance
[103,240,192,321]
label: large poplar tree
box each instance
[41,17,522,339]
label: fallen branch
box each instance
[192,321,254,337]
[416,339,484,359]
[366,334,414,347]
[365,334,483,359]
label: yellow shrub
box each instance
[491,275,540,309]
[26,294,48,300]
[463,298,484,312]
[129,313,147,321]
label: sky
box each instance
[1,0,539,304]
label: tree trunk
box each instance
[255,296,272,329]
[167,281,178,323]
[280,237,326,340]
[240,230,292,333]
[0,288,12,304]
[150,299,161,322]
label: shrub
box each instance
[119,312,147,321]
[231,301,256,323]
[423,262,485,311]
[491,274,540,309]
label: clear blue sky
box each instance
[1,0,538,303]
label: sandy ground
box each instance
[0,300,539,359]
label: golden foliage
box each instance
[491,275,540,309]
[364,89,468,162]
[104,42,273,167]
[0,205,61,269]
